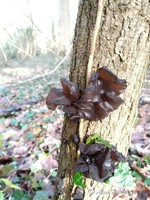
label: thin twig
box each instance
[21,8,57,48]
[6,39,33,58]
[86,0,104,84]
[0,40,8,64]
[7,95,18,107]
[0,44,72,88]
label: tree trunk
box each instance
[56,0,150,199]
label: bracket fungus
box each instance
[46,66,127,121]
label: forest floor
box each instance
[0,56,150,200]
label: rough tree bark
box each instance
[56,0,150,199]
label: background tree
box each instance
[56,0,150,199]
[59,0,70,51]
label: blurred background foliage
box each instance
[0,0,79,65]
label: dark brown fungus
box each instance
[46,66,127,121]
[97,66,127,95]
[74,142,125,182]
[46,88,70,110]
[61,78,80,101]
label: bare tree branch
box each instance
[0,44,72,88]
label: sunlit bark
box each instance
[56,0,150,199]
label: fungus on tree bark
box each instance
[46,66,127,121]
[46,66,127,182]
[74,142,125,182]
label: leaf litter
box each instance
[0,55,68,199]
[0,104,63,199]
[0,59,150,199]
[112,69,150,200]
